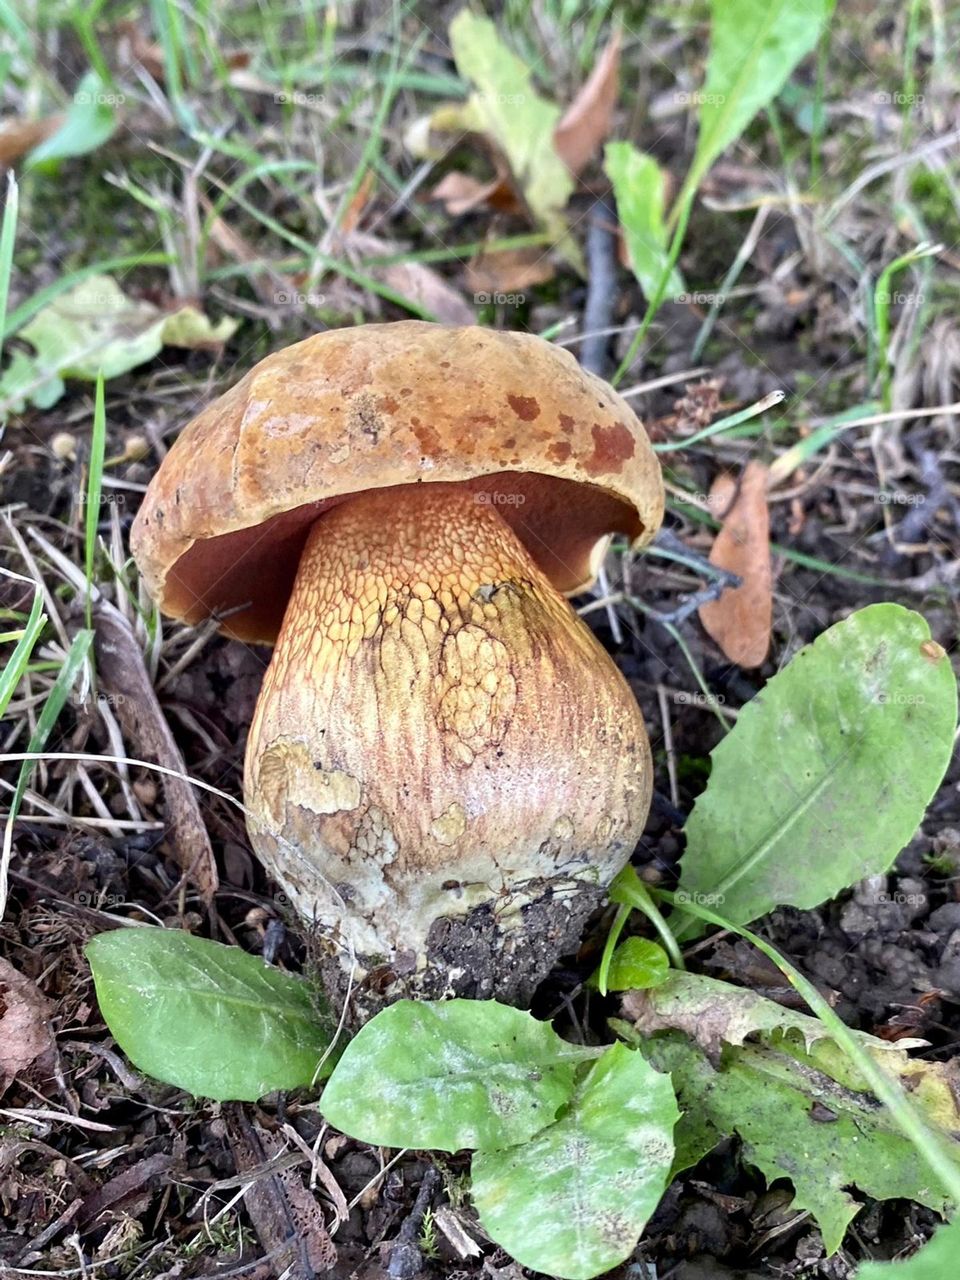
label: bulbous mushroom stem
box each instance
[244,485,652,1008]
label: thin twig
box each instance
[579,197,620,379]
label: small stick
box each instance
[642,527,742,627]
[387,1165,442,1279]
[579,197,620,379]
[656,683,680,810]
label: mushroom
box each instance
[131,322,664,1008]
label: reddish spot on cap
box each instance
[584,422,637,476]
[507,393,541,421]
[549,440,572,464]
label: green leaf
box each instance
[448,11,575,257]
[590,937,670,992]
[627,972,960,1253]
[687,0,832,192]
[27,71,119,167]
[159,304,238,348]
[86,929,336,1102]
[0,274,238,413]
[472,1043,678,1280]
[320,999,592,1153]
[604,143,683,301]
[857,1218,960,1278]
[678,605,958,929]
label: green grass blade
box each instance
[8,628,95,823]
[84,373,107,631]
[0,170,18,360]
[0,589,45,717]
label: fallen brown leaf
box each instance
[699,461,773,667]
[553,29,621,175]
[465,245,555,294]
[93,605,218,901]
[0,958,55,1093]
[119,21,248,81]
[342,230,474,326]
[380,259,475,325]
[79,1152,175,1227]
[429,167,521,216]
[0,117,63,168]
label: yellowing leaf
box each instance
[626,973,960,1254]
[448,11,576,262]
[160,305,239,348]
[1,274,238,413]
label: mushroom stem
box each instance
[244,484,652,1000]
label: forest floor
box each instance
[1,2,959,1277]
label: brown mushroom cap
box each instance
[131,321,664,644]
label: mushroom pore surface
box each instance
[243,483,652,1002]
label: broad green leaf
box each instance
[604,143,683,300]
[857,1218,960,1278]
[590,937,670,992]
[626,973,960,1253]
[472,1043,678,1280]
[1,274,238,413]
[448,11,575,256]
[687,0,832,192]
[679,605,957,929]
[28,71,118,167]
[320,999,592,1153]
[86,929,336,1102]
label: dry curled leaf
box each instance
[0,958,55,1092]
[429,167,520,216]
[553,30,621,176]
[699,461,773,667]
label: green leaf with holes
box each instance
[857,1218,960,1278]
[624,972,960,1254]
[678,605,957,930]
